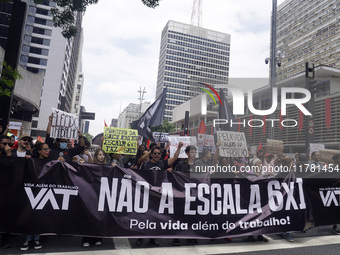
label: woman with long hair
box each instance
[81,148,105,248]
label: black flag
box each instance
[131,88,168,140]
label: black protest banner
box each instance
[303,174,340,226]
[0,157,334,238]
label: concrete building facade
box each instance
[276,0,340,81]
[156,20,230,121]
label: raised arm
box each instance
[167,142,183,166]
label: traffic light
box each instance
[305,62,314,78]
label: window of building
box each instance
[36,8,49,16]
[31,120,38,128]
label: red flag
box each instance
[279,109,283,131]
[238,118,241,132]
[249,116,253,136]
[298,110,304,132]
[104,120,108,127]
[263,115,267,135]
[258,141,263,150]
[37,135,45,143]
[325,98,332,129]
[146,139,151,149]
[198,120,206,134]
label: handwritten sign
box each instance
[9,121,22,130]
[264,139,284,155]
[216,131,248,157]
[168,136,197,158]
[197,134,216,153]
[50,108,79,139]
[153,132,169,143]
[102,127,138,155]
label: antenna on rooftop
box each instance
[191,0,202,27]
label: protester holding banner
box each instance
[81,148,105,247]
[0,135,11,156]
[33,143,51,159]
[74,137,93,163]
[10,134,40,250]
[93,149,107,164]
[46,114,85,162]
[11,134,33,158]
[20,143,51,250]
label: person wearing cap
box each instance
[11,134,33,158]
[46,114,85,163]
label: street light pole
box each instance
[269,0,277,140]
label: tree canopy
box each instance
[151,119,175,133]
[31,0,162,39]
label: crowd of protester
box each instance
[1,119,340,250]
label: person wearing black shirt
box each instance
[45,114,85,163]
[136,142,183,247]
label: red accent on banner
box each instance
[263,116,267,135]
[298,110,304,132]
[104,120,108,127]
[279,110,283,131]
[146,139,151,149]
[258,141,263,150]
[198,120,206,134]
[249,116,253,136]
[238,118,241,132]
[325,98,332,129]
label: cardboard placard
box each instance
[216,131,248,157]
[264,139,284,155]
[102,127,138,155]
[319,149,340,164]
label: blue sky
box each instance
[81,0,286,136]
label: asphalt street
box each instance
[1,225,340,255]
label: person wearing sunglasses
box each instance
[11,134,33,159]
[141,142,183,172]
[0,135,11,156]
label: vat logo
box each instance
[24,187,78,210]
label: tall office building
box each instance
[28,3,84,137]
[276,0,340,81]
[156,20,230,121]
[0,0,83,137]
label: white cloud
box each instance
[81,0,286,136]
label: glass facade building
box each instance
[156,20,230,121]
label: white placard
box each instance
[216,131,248,157]
[9,121,22,130]
[168,136,197,158]
[197,134,216,153]
[50,108,79,139]
[153,132,169,143]
[310,143,325,156]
